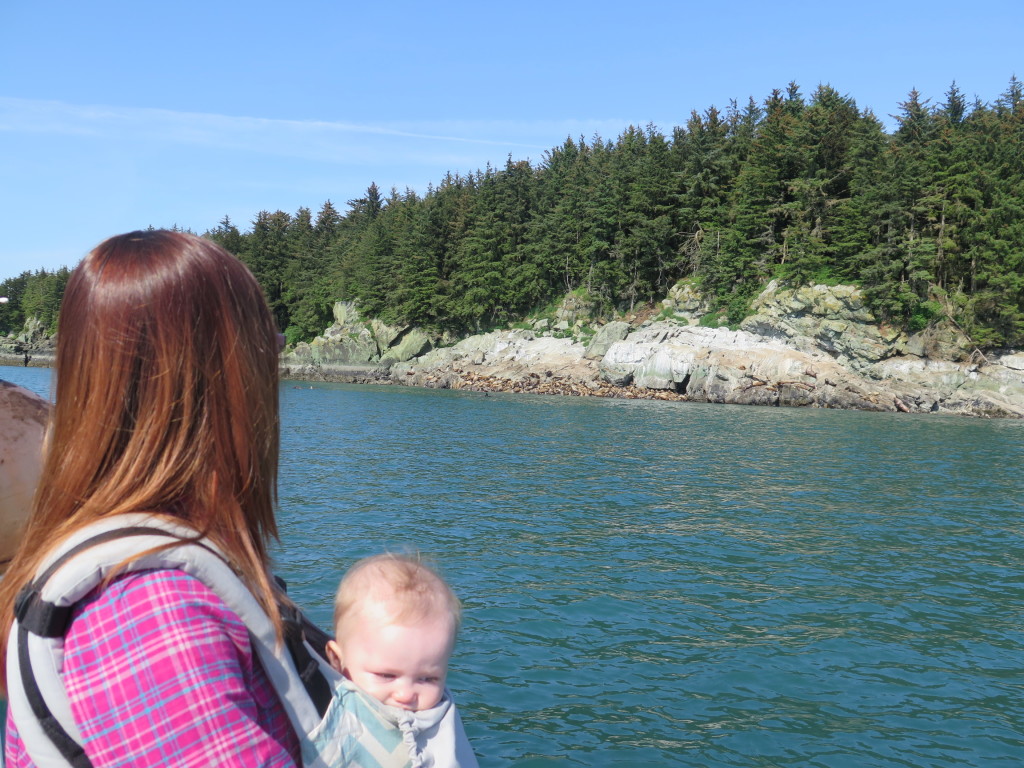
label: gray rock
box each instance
[393,329,595,385]
[15,317,49,347]
[912,322,974,362]
[997,352,1024,372]
[380,328,433,364]
[632,349,682,390]
[313,287,1024,419]
[331,301,360,326]
[662,281,712,321]
[741,281,904,369]
[371,318,406,350]
[284,301,437,370]
[600,367,634,386]
[584,321,631,360]
[294,329,378,366]
[553,293,597,327]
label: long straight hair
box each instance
[0,231,283,689]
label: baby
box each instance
[307,553,478,768]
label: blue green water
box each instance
[4,367,1023,767]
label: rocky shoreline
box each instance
[0,316,56,369]
[7,281,1024,418]
[280,362,695,401]
[281,282,1024,419]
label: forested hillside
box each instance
[4,80,1023,350]
[0,267,71,337]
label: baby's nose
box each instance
[392,684,417,709]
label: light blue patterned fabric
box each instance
[303,680,479,768]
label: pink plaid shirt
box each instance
[5,569,300,767]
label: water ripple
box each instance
[274,383,1024,767]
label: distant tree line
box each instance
[203,79,1022,348]
[4,80,1022,349]
[0,267,71,337]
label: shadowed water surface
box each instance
[4,367,1021,766]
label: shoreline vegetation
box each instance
[3,79,1023,416]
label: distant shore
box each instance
[3,361,689,404]
[278,362,694,401]
[279,364,391,385]
[0,352,53,369]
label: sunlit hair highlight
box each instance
[0,230,283,689]
[333,553,462,645]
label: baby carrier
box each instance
[7,514,340,768]
[305,677,479,768]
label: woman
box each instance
[0,231,302,766]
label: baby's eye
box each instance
[375,673,396,681]
[421,677,440,684]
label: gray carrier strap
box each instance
[7,513,339,768]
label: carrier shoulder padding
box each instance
[7,513,339,768]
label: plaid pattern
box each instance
[5,569,300,767]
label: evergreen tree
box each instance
[611,124,678,307]
[578,135,621,307]
[447,166,511,328]
[844,90,938,325]
[18,267,71,333]
[672,106,734,277]
[390,190,440,327]
[779,84,861,283]
[422,172,476,324]
[332,183,387,304]
[527,137,594,294]
[721,86,806,316]
[52,77,1013,349]
[240,210,293,330]
[204,215,244,256]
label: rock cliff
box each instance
[6,283,1019,417]
[0,316,56,367]
[385,282,1024,418]
[280,301,432,381]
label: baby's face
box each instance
[329,605,453,711]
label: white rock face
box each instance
[995,353,1024,372]
[392,330,595,387]
[387,283,1024,418]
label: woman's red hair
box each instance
[0,231,283,689]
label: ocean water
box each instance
[4,366,1023,767]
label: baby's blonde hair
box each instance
[333,553,462,643]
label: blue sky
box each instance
[1,0,1021,277]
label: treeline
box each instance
[205,79,1022,348]
[0,268,71,337]
[4,80,1022,350]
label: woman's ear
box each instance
[325,639,344,672]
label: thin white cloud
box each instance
[0,98,663,179]
[0,98,651,274]
[0,97,582,161]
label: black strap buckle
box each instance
[14,585,74,638]
[14,585,35,623]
